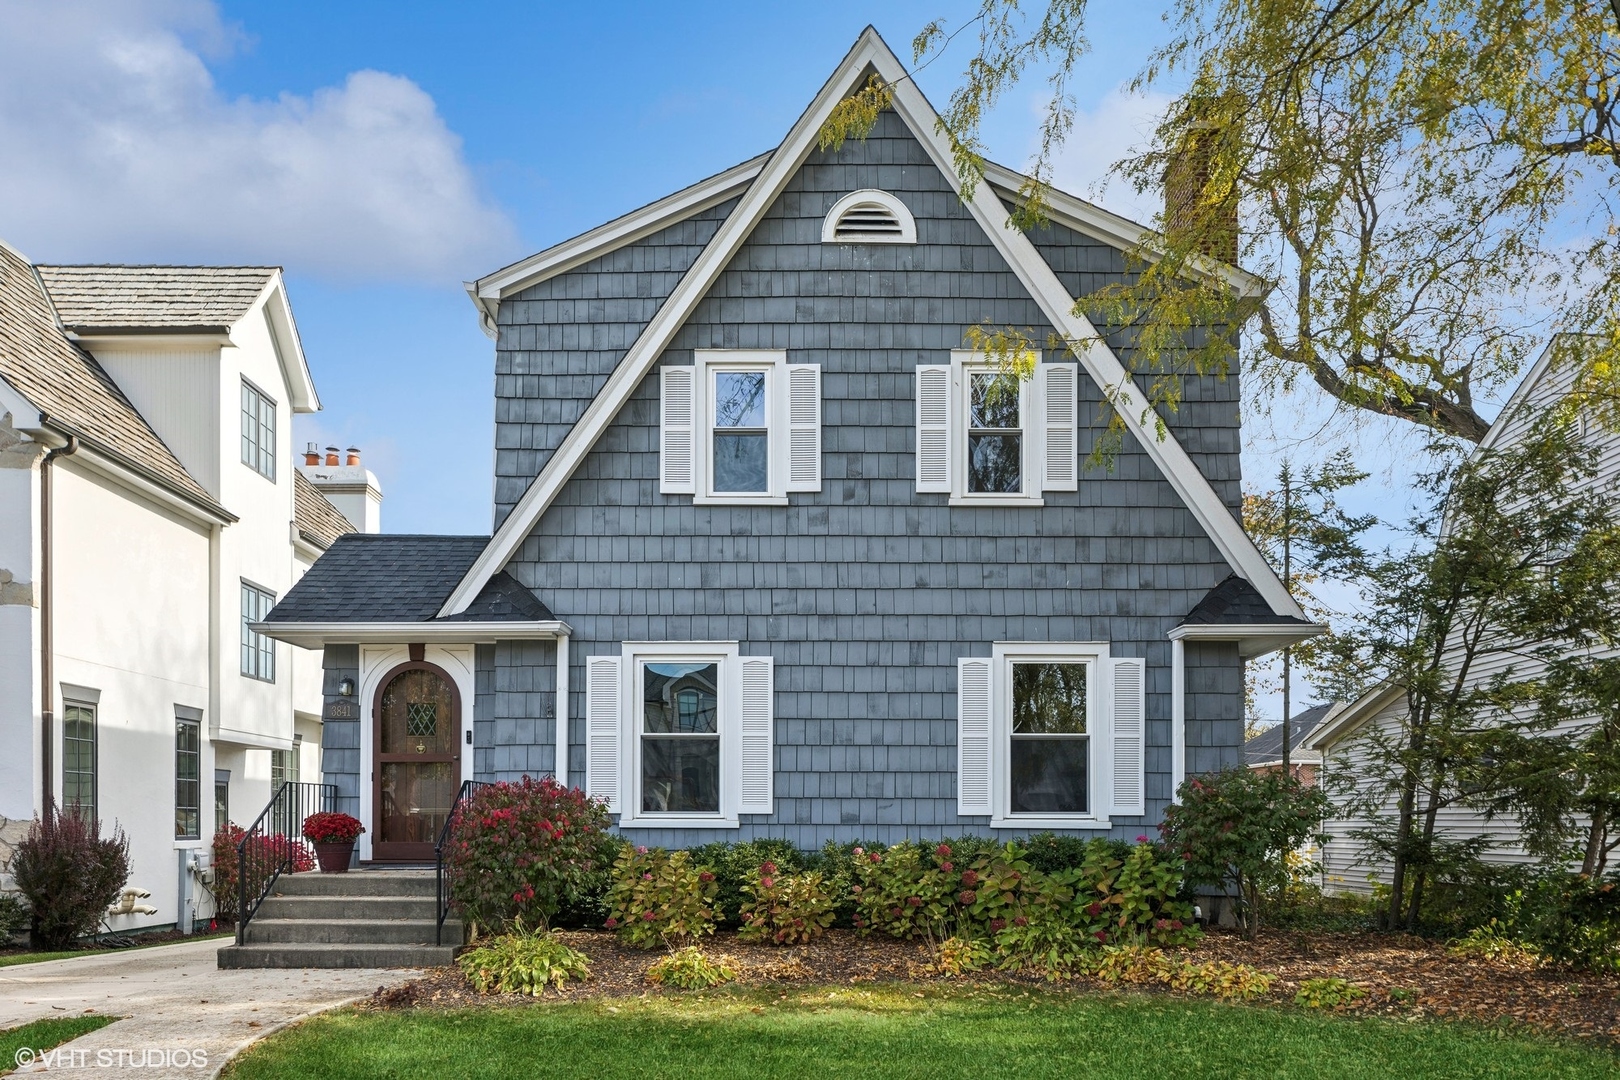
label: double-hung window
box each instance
[241,581,276,681]
[659,351,822,502]
[967,370,1024,495]
[63,701,97,823]
[176,712,201,840]
[583,642,775,828]
[241,379,276,481]
[956,643,1145,827]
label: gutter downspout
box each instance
[39,433,79,817]
[1170,637,1186,798]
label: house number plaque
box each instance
[323,700,359,720]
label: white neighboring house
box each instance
[1309,337,1620,894]
[0,240,374,933]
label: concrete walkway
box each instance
[1,937,423,1078]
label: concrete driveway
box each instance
[1,937,423,1078]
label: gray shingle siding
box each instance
[489,110,1246,846]
[320,645,361,819]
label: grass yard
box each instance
[225,985,1618,1080]
[0,1015,117,1074]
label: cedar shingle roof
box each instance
[35,265,275,331]
[293,472,355,550]
[0,243,223,513]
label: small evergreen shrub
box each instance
[0,893,30,940]
[605,847,719,948]
[737,861,835,945]
[645,945,738,990]
[1294,977,1366,1009]
[458,922,590,995]
[11,810,130,949]
[443,777,617,934]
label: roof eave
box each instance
[1168,621,1326,659]
[252,619,573,649]
[1306,683,1405,751]
[253,274,320,414]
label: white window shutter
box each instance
[1110,657,1146,816]
[738,656,774,814]
[660,366,695,494]
[957,657,993,815]
[915,365,952,493]
[785,364,821,492]
[1041,362,1078,492]
[585,655,621,813]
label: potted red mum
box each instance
[302,812,364,873]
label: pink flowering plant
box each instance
[737,861,835,945]
[604,847,719,949]
[850,842,958,939]
[956,842,1086,976]
[442,777,617,935]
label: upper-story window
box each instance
[240,581,276,682]
[968,371,1024,494]
[821,189,917,244]
[241,379,276,481]
[659,351,822,504]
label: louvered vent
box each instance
[822,189,917,244]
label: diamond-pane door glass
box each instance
[1010,662,1088,815]
[713,370,768,492]
[378,761,456,845]
[380,669,455,754]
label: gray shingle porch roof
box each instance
[265,534,553,624]
[1181,575,1309,626]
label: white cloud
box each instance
[1042,86,1173,225]
[0,0,515,281]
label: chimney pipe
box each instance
[345,447,361,467]
[304,442,320,467]
[324,445,339,466]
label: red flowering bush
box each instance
[209,825,314,923]
[442,777,616,934]
[604,847,718,949]
[738,860,835,945]
[302,812,364,844]
[850,842,957,939]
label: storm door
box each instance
[373,664,460,862]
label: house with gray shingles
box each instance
[260,28,1321,859]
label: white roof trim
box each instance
[438,27,1303,620]
[250,273,320,414]
[251,619,572,649]
[1475,335,1593,453]
[1168,620,1325,659]
[1306,682,1406,751]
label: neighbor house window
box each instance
[63,702,97,823]
[241,379,276,480]
[214,770,230,833]
[176,716,201,840]
[967,371,1023,494]
[240,581,276,681]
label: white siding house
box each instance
[0,242,364,933]
[1309,338,1620,893]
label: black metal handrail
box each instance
[235,780,338,945]
[435,779,490,946]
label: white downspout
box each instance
[554,632,570,786]
[1171,637,1186,799]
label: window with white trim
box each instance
[957,643,1145,827]
[916,352,1078,503]
[585,642,774,828]
[240,379,276,481]
[240,581,276,682]
[63,701,97,824]
[660,351,821,503]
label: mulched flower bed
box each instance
[364,927,1620,1044]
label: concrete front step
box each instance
[244,917,462,946]
[255,895,438,921]
[272,871,438,897]
[217,942,455,970]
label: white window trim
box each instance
[949,350,1044,507]
[617,641,743,829]
[989,641,1112,829]
[692,350,790,506]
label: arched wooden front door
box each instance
[373,662,460,862]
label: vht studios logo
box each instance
[15,1046,209,1070]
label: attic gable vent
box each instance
[822,189,917,244]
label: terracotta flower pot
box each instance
[314,841,354,873]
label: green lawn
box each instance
[0,1015,117,1074]
[225,985,1618,1080]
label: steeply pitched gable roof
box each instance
[439,27,1306,622]
[35,265,276,331]
[293,471,355,550]
[0,241,225,516]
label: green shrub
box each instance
[1447,921,1542,966]
[737,861,835,945]
[687,839,802,924]
[850,842,958,939]
[1089,945,1275,1001]
[645,946,737,989]
[605,847,719,949]
[11,810,130,950]
[457,922,590,995]
[443,777,618,935]
[1067,839,1198,947]
[1294,977,1366,1009]
[935,935,992,976]
[0,893,30,940]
